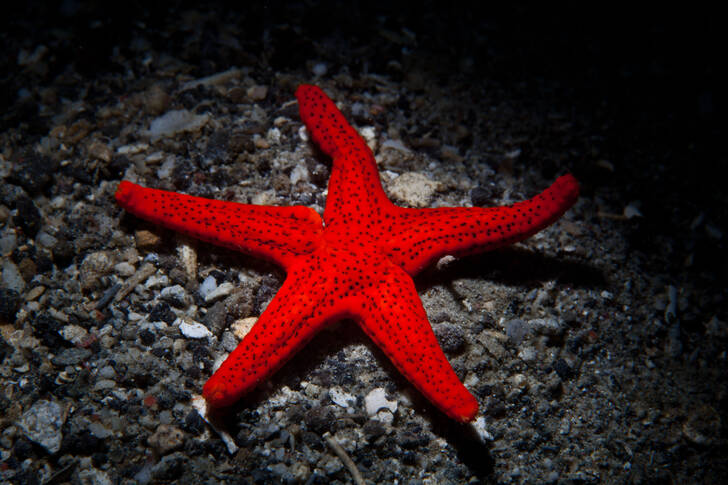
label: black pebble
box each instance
[553,358,573,380]
[0,288,21,323]
[13,195,41,237]
[139,329,155,346]
[149,302,176,324]
[9,151,57,194]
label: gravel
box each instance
[1,3,724,484]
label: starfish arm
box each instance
[115,181,323,270]
[355,265,479,422]
[296,84,394,228]
[385,174,579,275]
[203,258,332,408]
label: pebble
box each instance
[181,67,241,91]
[320,454,344,475]
[79,251,114,291]
[290,164,309,185]
[477,330,507,359]
[0,288,21,322]
[374,409,394,426]
[24,285,46,302]
[529,317,565,337]
[16,400,65,454]
[387,172,442,208]
[553,358,573,380]
[36,231,57,249]
[231,317,257,340]
[134,229,161,249]
[470,185,496,206]
[219,331,236,352]
[88,421,113,439]
[117,142,150,155]
[329,387,356,409]
[147,424,185,454]
[505,318,529,345]
[17,257,36,282]
[178,318,213,339]
[198,275,218,300]
[204,281,235,304]
[87,140,113,162]
[14,196,42,237]
[2,260,25,292]
[177,241,197,281]
[51,347,92,366]
[146,109,210,140]
[381,138,412,155]
[114,261,137,277]
[246,85,268,101]
[434,322,466,353]
[142,84,171,115]
[60,324,89,345]
[364,388,397,416]
[160,285,189,308]
[77,469,113,485]
[0,229,17,255]
[93,379,117,391]
[518,346,538,363]
[311,62,328,77]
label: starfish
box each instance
[115,84,578,422]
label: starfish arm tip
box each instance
[202,379,236,409]
[115,180,136,206]
[295,83,315,99]
[557,173,580,206]
[456,395,479,423]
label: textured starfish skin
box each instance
[115,84,579,422]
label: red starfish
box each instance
[115,84,578,422]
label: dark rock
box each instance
[61,430,105,455]
[553,358,573,380]
[183,410,206,435]
[303,406,335,434]
[398,428,429,450]
[0,335,11,362]
[151,453,186,481]
[13,195,41,237]
[485,398,507,418]
[254,275,281,314]
[51,230,75,267]
[470,185,496,207]
[9,151,57,195]
[149,302,176,324]
[12,437,37,460]
[434,323,466,353]
[0,288,21,323]
[300,430,323,450]
[108,155,131,179]
[139,329,155,346]
[362,419,386,441]
[33,313,67,349]
[171,160,194,191]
